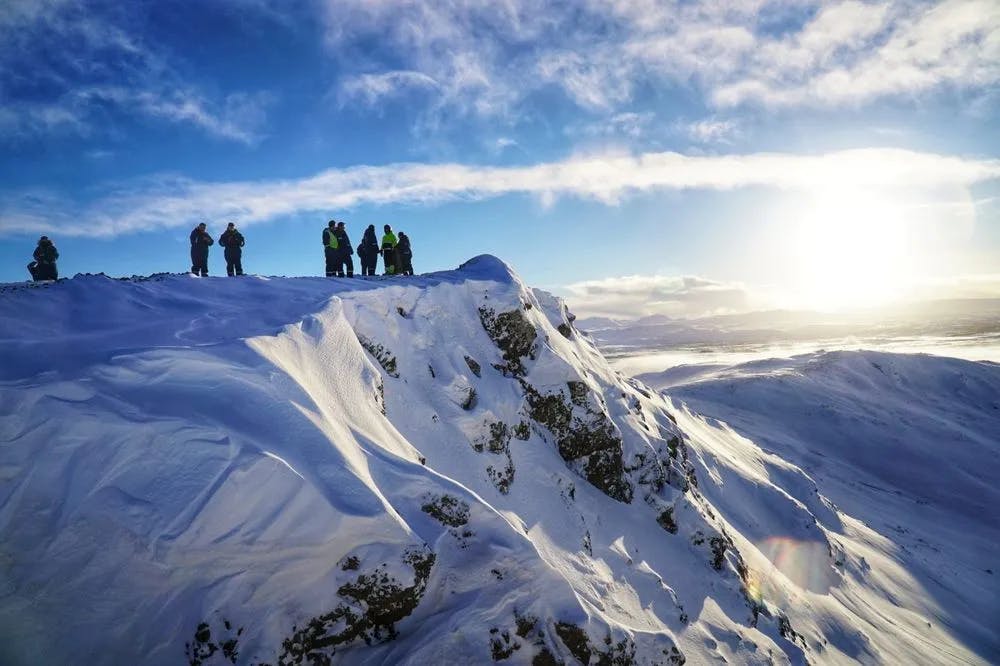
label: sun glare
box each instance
[787,190,915,310]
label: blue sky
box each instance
[1,0,998,317]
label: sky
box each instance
[1,0,998,319]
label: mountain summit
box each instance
[1,259,996,665]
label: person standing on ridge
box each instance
[381,224,398,275]
[190,223,214,277]
[322,220,340,277]
[219,222,245,276]
[29,236,59,281]
[358,224,379,276]
[334,221,354,277]
[397,231,414,276]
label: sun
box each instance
[787,189,915,310]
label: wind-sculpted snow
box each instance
[643,352,1000,664]
[2,258,990,665]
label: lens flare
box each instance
[756,537,835,594]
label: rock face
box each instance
[1,255,992,665]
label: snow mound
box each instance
[1,267,995,664]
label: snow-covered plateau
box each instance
[1,256,997,665]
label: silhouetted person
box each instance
[358,224,379,276]
[334,222,354,277]
[397,232,414,276]
[29,236,59,281]
[190,222,214,276]
[219,222,245,276]
[322,220,339,277]
[381,224,398,275]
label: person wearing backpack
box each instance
[397,232,414,276]
[322,220,340,277]
[358,224,379,276]
[334,222,354,277]
[189,223,214,277]
[219,222,246,276]
[380,224,398,275]
[29,236,59,281]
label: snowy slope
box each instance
[0,260,995,665]
[641,352,1000,664]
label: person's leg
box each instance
[325,247,335,277]
[27,262,38,281]
[234,253,244,276]
[344,255,354,277]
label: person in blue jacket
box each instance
[358,224,379,276]
[397,232,414,276]
[334,222,354,277]
[189,223,214,277]
[218,222,245,276]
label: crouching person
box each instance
[29,236,59,281]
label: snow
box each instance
[1,261,997,664]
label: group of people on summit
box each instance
[26,220,415,282]
[323,222,414,278]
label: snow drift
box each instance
[0,258,996,665]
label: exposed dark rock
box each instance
[462,387,478,410]
[358,335,399,378]
[554,623,591,665]
[465,356,483,377]
[657,508,678,534]
[709,537,728,571]
[421,494,470,527]
[479,306,538,376]
[557,323,573,339]
[277,549,435,664]
[521,381,633,503]
[489,628,521,661]
[185,619,242,666]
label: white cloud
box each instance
[562,274,753,318]
[0,1,270,143]
[340,71,440,107]
[318,0,1000,122]
[679,117,740,143]
[1,147,997,237]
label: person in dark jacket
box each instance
[381,224,398,275]
[397,232,414,276]
[322,220,339,277]
[358,224,379,276]
[189,223,214,276]
[29,236,59,281]
[334,222,354,277]
[219,222,246,276]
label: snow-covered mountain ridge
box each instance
[1,257,996,665]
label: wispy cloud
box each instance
[340,71,440,107]
[0,1,270,144]
[678,117,741,144]
[321,0,999,124]
[2,147,997,237]
[562,274,752,319]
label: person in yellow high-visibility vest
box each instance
[322,220,339,277]
[380,224,398,275]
